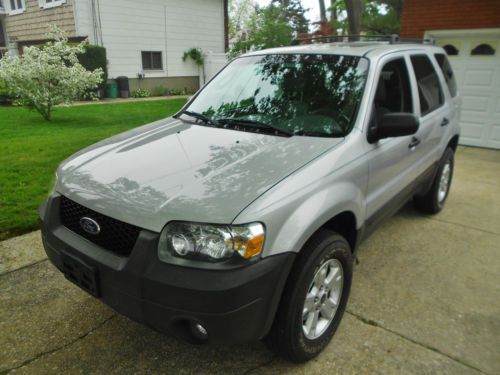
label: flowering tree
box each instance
[0,26,103,120]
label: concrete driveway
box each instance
[1,146,499,374]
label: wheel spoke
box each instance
[314,267,327,286]
[303,293,315,314]
[305,310,319,336]
[320,297,337,320]
[324,265,340,288]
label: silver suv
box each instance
[40,40,460,362]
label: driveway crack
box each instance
[1,313,116,374]
[346,310,490,375]
[242,355,276,374]
[0,258,49,278]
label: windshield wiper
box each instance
[175,110,220,126]
[218,118,293,137]
[294,130,344,138]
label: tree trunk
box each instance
[344,0,363,38]
[330,0,338,35]
[318,0,327,23]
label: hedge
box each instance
[78,44,108,92]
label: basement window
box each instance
[8,0,25,15]
[142,51,163,70]
[40,0,66,9]
[471,44,495,56]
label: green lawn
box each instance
[0,99,186,241]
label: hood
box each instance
[57,117,343,232]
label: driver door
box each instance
[365,54,420,227]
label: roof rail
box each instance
[291,34,435,46]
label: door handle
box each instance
[441,117,449,127]
[408,136,421,149]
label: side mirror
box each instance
[369,112,419,143]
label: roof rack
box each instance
[291,34,435,46]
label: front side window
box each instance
[142,51,163,70]
[373,58,413,123]
[435,53,457,97]
[410,55,444,116]
[185,54,369,137]
[8,0,25,14]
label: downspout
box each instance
[223,0,229,52]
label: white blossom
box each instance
[0,26,103,120]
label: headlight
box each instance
[158,222,265,262]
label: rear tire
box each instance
[414,147,454,214]
[264,230,353,363]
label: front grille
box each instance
[59,196,141,256]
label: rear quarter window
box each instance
[435,53,457,97]
[410,55,444,116]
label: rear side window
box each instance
[410,55,444,116]
[435,53,457,97]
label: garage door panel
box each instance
[490,124,500,148]
[461,95,490,112]
[460,121,485,140]
[464,69,495,86]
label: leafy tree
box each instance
[328,0,402,37]
[0,26,103,120]
[363,0,401,35]
[229,0,309,57]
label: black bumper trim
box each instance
[39,195,296,343]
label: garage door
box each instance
[427,29,500,149]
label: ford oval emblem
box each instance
[80,217,101,235]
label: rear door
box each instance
[407,53,451,176]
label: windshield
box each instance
[184,54,369,137]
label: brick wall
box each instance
[4,0,76,43]
[400,0,500,38]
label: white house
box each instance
[0,0,229,91]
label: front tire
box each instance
[265,230,353,363]
[414,147,454,214]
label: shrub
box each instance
[182,48,204,66]
[151,86,166,97]
[0,79,16,105]
[165,87,187,96]
[78,44,108,93]
[0,26,103,120]
[131,88,150,98]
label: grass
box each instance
[0,99,186,241]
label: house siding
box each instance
[74,0,225,79]
[400,0,500,38]
[4,0,76,43]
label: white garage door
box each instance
[426,29,500,149]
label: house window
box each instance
[471,44,495,56]
[8,0,25,15]
[142,51,163,70]
[40,0,66,9]
[443,44,459,56]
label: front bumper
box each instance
[40,194,295,343]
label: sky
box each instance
[254,0,321,24]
